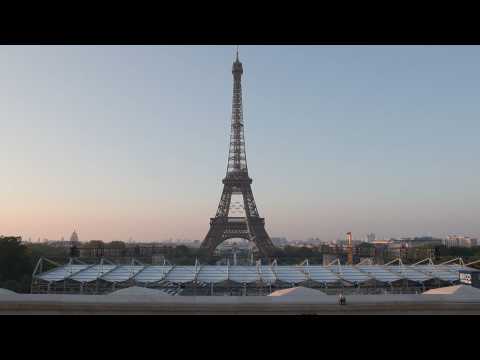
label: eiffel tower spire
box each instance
[201,50,276,257]
[227,46,247,174]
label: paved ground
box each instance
[1,294,480,314]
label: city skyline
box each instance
[1,45,480,242]
[21,231,476,244]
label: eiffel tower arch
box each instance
[201,49,276,257]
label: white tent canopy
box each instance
[423,285,480,298]
[34,259,475,287]
[0,288,17,295]
[108,286,172,296]
[269,286,326,298]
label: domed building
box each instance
[70,230,79,243]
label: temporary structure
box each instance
[268,286,326,298]
[423,284,480,298]
[108,286,171,296]
[0,288,17,295]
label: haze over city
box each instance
[1,45,479,242]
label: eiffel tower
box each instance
[200,49,276,257]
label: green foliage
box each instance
[27,243,68,263]
[273,246,324,265]
[106,241,126,249]
[0,237,32,292]
[0,237,71,293]
[158,245,221,265]
[434,245,479,258]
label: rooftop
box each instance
[32,258,477,286]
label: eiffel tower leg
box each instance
[241,184,259,218]
[201,185,234,255]
[241,184,275,257]
[215,185,233,217]
[247,217,275,257]
[201,217,228,255]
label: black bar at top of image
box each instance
[1,21,480,45]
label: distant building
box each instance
[271,237,288,248]
[48,240,80,248]
[152,254,167,265]
[336,239,347,246]
[385,242,403,258]
[79,243,173,259]
[366,233,376,243]
[369,240,392,264]
[445,235,478,248]
[393,237,443,248]
[371,239,392,246]
[0,235,22,242]
[191,240,201,248]
[70,230,79,243]
[356,242,376,258]
[322,253,343,266]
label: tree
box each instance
[27,243,69,262]
[0,237,32,292]
[106,241,126,249]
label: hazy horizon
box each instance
[1,45,479,242]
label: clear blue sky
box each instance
[1,45,479,242]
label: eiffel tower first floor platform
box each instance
[200,216,276,257]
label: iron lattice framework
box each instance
[200,50,276,257]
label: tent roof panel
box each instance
[356,265,402,283]
[134,266,173,283]
[328,265,371,283]
[70,265,117,282]
[164,266,197,283]
[38,265,90,282]
[35,263,470,285]
[305,266,340,283]
[273,266,307,283]
[196,266,228,283]
[228,266,258,283]
[101,265,145,283]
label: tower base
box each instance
[201,216,275,257]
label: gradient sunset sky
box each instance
[1,45,479,242]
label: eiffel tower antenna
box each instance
[236,45,239,61]
[201,49,275,258]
